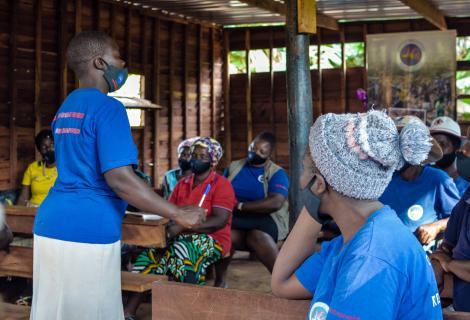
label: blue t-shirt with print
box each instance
[379,166,459,232]
[295,206,442,320]
[34,88,138,244]
[224,163,289,201]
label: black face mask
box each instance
[247,151,267,165]
[457,152,470,182]
[190,159,211,175]
[178,159,191,172]
[44,150,56,164]
[301,177,330,224]
[435,152,456,170]
[102,60,128,93]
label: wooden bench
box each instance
[1,303,30,320]
[152,281,470,320]
[0,246,165,293]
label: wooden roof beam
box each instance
[398,0,447,30]
[238,0,339,31]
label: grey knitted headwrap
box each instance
[309,110,432,200]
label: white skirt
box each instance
[30,235,124,320]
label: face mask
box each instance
[247,151,267,165]
[190,159,211,175]
[457,152,470,182]
[301,176,328,224]
[434,152,456,170]
[44,150,55,164]
[102,60,128,93]
[178,159,191,172]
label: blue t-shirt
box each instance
[443,188,470,312]
[455,176,469,198]
[34,88,138,244]
[225,163,289,202]
[380,166,459,232]
[295,206,442,320]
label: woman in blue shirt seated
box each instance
[380,116,460,252]
[272,110,442,319]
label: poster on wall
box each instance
[367,30,456,124]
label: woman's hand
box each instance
[174,206,206,229]
[166,223,185,239]
[430,251,451,272]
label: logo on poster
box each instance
[397,40,425,71]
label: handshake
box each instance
[171,205,207,230]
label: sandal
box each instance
[15,295,32,306]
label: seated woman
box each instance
[17,129,57,207]
[216,132,289,287]
[161,137,199,199]
[380,116,460,251]
[272,111,442,319]
[124,137,236,320]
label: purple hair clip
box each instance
[356,88,368,111]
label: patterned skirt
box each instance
[132,233,222,285]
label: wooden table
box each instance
[5,205,168,248]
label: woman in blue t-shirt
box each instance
[30,31,205,320]
[272,111,442,320]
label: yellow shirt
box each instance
[22,161,58,206]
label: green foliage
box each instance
[457,37,470,61]
[229,51,247,74]
[320,44,342,69]
[345,42,365,68]
[457,71,470,95]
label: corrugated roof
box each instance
[116,0,470,25]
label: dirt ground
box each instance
[136,251,272,320]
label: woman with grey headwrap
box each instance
[271,110,443,319]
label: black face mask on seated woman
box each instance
[190,159,211,175]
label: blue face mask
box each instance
[102,60,128,93]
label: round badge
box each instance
[407,204,424,221]
[396,40,425,72]
[309,302,329,320]
[257,175,264,183]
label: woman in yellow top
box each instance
[17,129,57,207]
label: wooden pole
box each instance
[34,0,43,143]
[269,29,277,160]
[9,0,18,189]
[152,18,161,185]
[74,0,82,88]
[94,0,101,30]
[59,0,68,102]
[141,16,149,175]
[183,25,190,139]
[169,22,176,167]
[126,8,132,68]
[197,26,203,136]
[222,30,232,164]
[245,29,253,147]
[286,0,314,224]
[211,28,217,138]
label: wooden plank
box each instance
[317,31,322,115]
[74,0,82,89]
[211,28,217,137]
[34,0,43,142]
[238,0,338,31]
[59,0,68,102]
[0,246,167,293]
[398,0,447,30]
[126,8,132,67]
[198,25,204,136]
[169,22,176,167]
[2,303,30,320]
[141,16,149,174]
[4,206,168,248]
[184,25,190,139]
[223,30,232,164]
[269,29,277,159]
[245,29,253,147]
[152,18,161,184]
[297,0,316,34]
[9,0,18,189]
[152,281,310,320]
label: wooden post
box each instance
[222,30,232,164]
[141,16,149,175]
[317,31,322,115]
[59,0,68,102]
[9,0,18,189]
[126,8,132,68]
[245,29,253,147]
[152,18,161,185]
[74,0,82,89]
[362,24,368,94]
[34,0,43,142]
[94,0,101,30]
[110,4,117,39]
[286,0,314,224]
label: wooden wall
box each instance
[0,0,223,190]
[225,17,470,170]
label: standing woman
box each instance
[17,129,57,207]
[30,31,204,320]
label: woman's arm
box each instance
[271,208,322,299]
[104,166,205,229]
[168,207,230,237]
[16,185,31,206]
